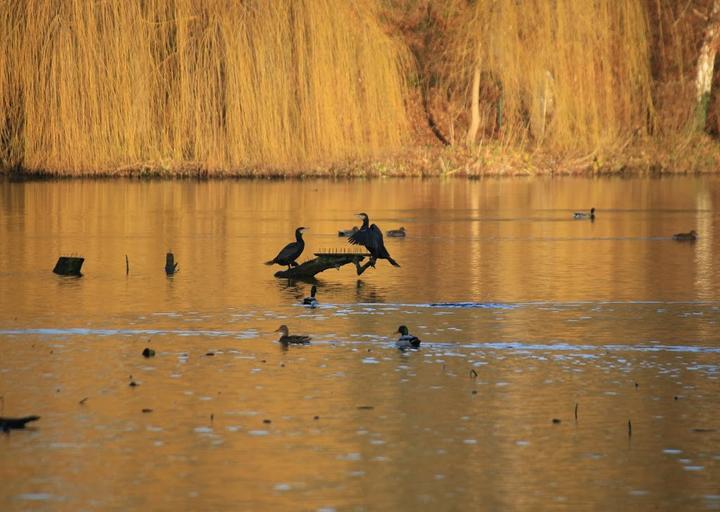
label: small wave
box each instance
[0,328,259,339]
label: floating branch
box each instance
[53,256,84,276]
[274,252,372,279]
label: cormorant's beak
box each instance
[300,227,309,233]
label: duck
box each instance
[573,208,595,220]
[338,226,359,237]
[274,325,311,345]
[673,230,697,241]
[302,285,318,307]
[0,415,40,432]
[386,227,406,238]
[395,325,421,350]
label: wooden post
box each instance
[165,252,178,275]
[53,256,84,276]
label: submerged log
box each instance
[52,256,84,276]
[274,253,373,279]
[0,415,40,431]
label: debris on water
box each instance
[552,418,562,424]
[129,381,139,387]
[469,369,478,378]
[53,256,84,276]
[206,352,215,356]
[674,396,679,400]
[142,348,156,358]
[314,416,320,420]
[0,415,40,431]
[691,428,716,433]
[357,405,374,410]
[628,419,632,437]
[263,419,272,424]
[574,403,578,421]
[634,382,639,389]
[79,397,88,405]
[471,390,477,394]
[142,408,153,413]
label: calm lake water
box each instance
[0,177,719,511]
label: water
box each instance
[1,177,719,511]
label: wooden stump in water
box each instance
[274,252,372,279]
[165,252,178,275]
[52,256,84,276]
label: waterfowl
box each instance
[275,325,311,345]
[0,415,40,432]
[673,230,697,241]
[348,213,400,267]
[395,325,421,350]
[338,226,359,237]
[386,227,406,238]
[573,207,595,219]
[265,227,308,269]
[302,285,318,307]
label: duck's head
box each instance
[690,230,697,236]
[274,325,289,336]
[396,325,409,336]
[399,227,406,232]
[310,285,317,297]
[590,208,596,214]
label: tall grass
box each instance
[0,0,409,174]
[441,0,655,154]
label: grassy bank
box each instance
[2,0,720,177]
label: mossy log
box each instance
[274,253,373,279]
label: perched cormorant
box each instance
[348,213,400,267]
[573,208,595,220]
[265,227,308,269]
[673,230,697,241]
[395,325,421,350]
[386,227,406,238]
[303,285,318,307]
[338,226,359,237]
[0,415,40,431]
[274,325,311,345]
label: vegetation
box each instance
[2,0,720,176]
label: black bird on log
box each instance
[266,227,308,269]
[348,213,400,267]
[1,415,40,432]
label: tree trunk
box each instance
[466,63,482,147]
[694,0,720,131]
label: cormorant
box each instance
[274,325,311,345]
[302,285,318,307]
[1,415,40,431]
[338,226,359,237]
[386,227,406,238]
[573,208,595,220]
[265,227,308,269]
[673,230,697,241]
[348,213,400,267]
[395,325,421,350]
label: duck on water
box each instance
[275,325,311,345]
[348,213,400,267]
[303,285,318,307]
[573,208,595,220]
[265,227,308,269]
[396,325,421,350]
[673,230,697,241]
[386,227,406,238]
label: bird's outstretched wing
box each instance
[348,227,372,248]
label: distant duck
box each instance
[386,227,406,238]
[673,230,697,241]
[573,208,595,220]
[0,415,40,432]
[302,285,318,307]
[395,325,421,350]
[275,325,311,345]
[338,226,359,237]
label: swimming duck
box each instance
[395,325,421,350]
[302,285,318,307]
[0,415,40,431]
[338,226,359,237]
[386,227,406,238]
[265,227,308,269]
[673,230,697,241]
[573,208,595,219]
[275,325,311,345]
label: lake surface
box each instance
[0,177,719,511]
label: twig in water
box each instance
[574,403,578,421]
[79,397,88,405]
[628,419,632,437]
[469,369,478,378]
[125,254,129,275]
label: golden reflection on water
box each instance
[1,177,719,511]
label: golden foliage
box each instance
[0,0,409,174]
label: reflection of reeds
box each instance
[0,0,409,174]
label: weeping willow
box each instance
[445,0,655,153]
[0,0,410,174]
